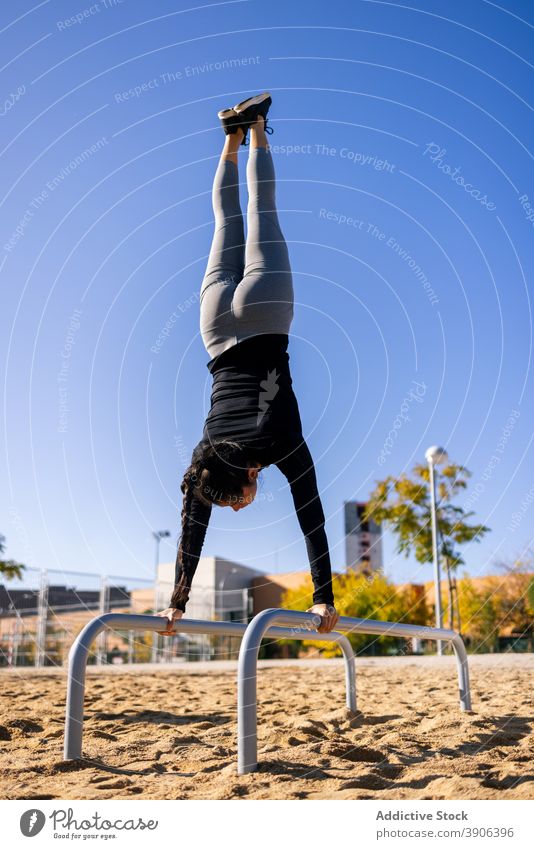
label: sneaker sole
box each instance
[217,108,237,119]
[233,91,271,113]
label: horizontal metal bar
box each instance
[266,611,460,643]
[64,611,362,641]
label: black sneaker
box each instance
[232,92,272,145]
[217,107,246,138]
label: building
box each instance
[157,556,262,622]
[157,556,263,661]
[344,501,383,573]
[0,584,153,667]
[0,583,130,617]
[250,570,343,615]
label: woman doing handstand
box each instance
[157,92,339,636]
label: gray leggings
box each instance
[199,147,294,360]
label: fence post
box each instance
[35,569,48,668]
[96,575,109,665]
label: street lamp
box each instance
[425,445,448,656]
[151,529,171,663]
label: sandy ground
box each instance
[0,654,532,800]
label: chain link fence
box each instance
[0,567,251,667]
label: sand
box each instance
[0,654,532,800]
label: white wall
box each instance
[157,556,262,620]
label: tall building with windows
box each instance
[344,501,383,573]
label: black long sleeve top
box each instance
[171,333,335,612]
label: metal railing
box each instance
[237,609,472,774]
[63,612,355,761]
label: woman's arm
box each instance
[275,437,334,606]
[169,495,212,611]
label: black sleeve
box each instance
[170,495,212,612]
[275,437,335,606]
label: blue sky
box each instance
[1,0,533,593]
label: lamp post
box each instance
[425,445,448,656]
[151,529,171,663]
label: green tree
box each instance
[363,461,490,631]
[528,577,534,616]
[0,534,25,580]
[457,576,499,652]
[493,556,534,642]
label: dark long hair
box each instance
[171,440,257,609]
[183,439,255,508]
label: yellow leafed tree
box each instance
[281,570,428,657]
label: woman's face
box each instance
[217,464,260,511]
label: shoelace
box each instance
[242,118,274,146]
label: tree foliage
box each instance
[528,578,534,616]
[281,570,428,656]
[363,462,490,569]
[493,556,534,635]
[0,534,25,580]
[457,577,499,652]
[362,461,490,629]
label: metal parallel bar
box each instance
[63,613,355,760]
[281,611,461,642]
[237,609,472,775]
[64,610,470,771]
[450,633,472,713]
[313,613,470,712]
